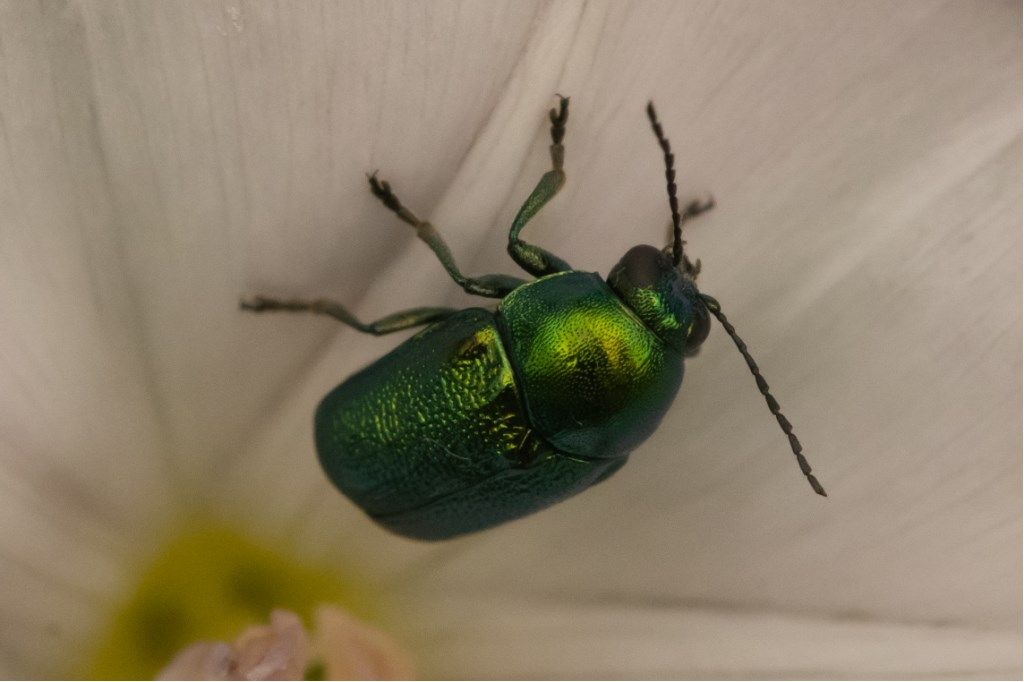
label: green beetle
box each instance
[243,98,825,540]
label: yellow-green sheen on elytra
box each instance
[314,269,689,540]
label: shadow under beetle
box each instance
[242,97,826,541]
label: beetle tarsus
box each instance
[367,173,411,221]
[241,294,458,335]
[366,171,524,298]
[239,296,275,312]
[549,95,569,148]
[504,96,574,277]
[682,256,701,279]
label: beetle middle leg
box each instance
[368,174,526,299]
[506,96,574,277]
[240,296,457,335]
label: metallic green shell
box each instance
[315,274,683,540]
[314,307,622,540]
[497,271,683,457]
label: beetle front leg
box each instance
[663,197,715,279]
[367,174,526,298]
[506,96,574,278]
[240,296,458,335]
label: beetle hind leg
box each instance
[240,296,457,335]
[506,96,574,278]
[367,174,526,298]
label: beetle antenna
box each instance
[646,101,684,267]
[700,294,827,497]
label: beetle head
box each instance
[607,244,709,356]
[619,100,827,497]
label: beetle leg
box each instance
[367,174,526,298]
[663,197,714,279]
[506,96,573,277]
[239,296,458,335]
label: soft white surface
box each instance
[0,1,1019,678]
[406,593,1022,680]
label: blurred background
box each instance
[0,1,1020,678]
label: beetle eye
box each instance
[684,305,711,355]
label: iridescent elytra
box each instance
[242,97,825,541]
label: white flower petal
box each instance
[1,0,1018,678]
[215,0,586,576]
[383,0,1020,640]
[0,452,149,677]
[12,1,550,489]
[0,5,190,674]
[404,593,1021,679]
[0,2,176,515]
[211,2,1019,669]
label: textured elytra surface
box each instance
[498,272,683,457]
[380,454,624,542]
[314,292,645,540]
[315,309,534,518]
[314,307,621,538]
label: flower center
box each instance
[82,522,379,679]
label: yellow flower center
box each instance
[82,522,377,679]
